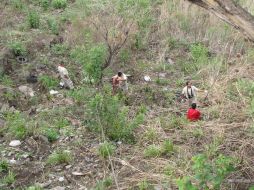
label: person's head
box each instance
[117,72,123,77]
[186,81,192,88]
[191,103,197,109]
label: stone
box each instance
[58,177,65,182]
[50,186,65,190]
[65,165,72,169]
[144,75,151,82]
[9,158,16,164]
[9,140,21,147]
[50,90,59,95]
[18,85,35,97]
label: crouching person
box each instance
[112,72,128,95]
[57,64,74,90]
[187,103,201,121]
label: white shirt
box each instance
[57,66,69,78]
[182,86,199,99]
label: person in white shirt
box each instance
[57,64,74,89]
[182,81,206,106]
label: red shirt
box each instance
[187,108,201,121]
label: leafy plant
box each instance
[177,154,235,190]
[28,11,40,29]
[143,144,161,158]
[8,41,27,56]
[26,185,43,190]
[190,43,208,62]
[2,171,16,185]
[52,0,67,9]
[0,160,9,173]
[138,179,153,190]
[47,150,73,165]
[39,0,50,10]
[161,140,174,155]
[44,128,59,142]
[47,18,60,35]
[87,93,144,143]
[143,128,158,142]
[93,177,113,190]
[11,0,24,10]
[51,44,68,55]
[5,112,27,139]
[38,75,58,90]
[98,141,115,159]
[0,75,14,87]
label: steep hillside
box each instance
[0,0,254,190]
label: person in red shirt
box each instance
[187,103,201,121]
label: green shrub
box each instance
[28,11,40,29]
[6,112,27,139]
[26,185,43,190]
[52,0,67,9]
[143,145,161,158]
[177,154,234,190]
[138,179,153,190]
[55,118,69,129]
[119,49,130,64]
[47,18,60,35]
[8,41,27,56]
[11,0,24,10]
[93,177,113,190]
[84,44,107,83]
[47,150,73,165]
[143,128,158,142]
[38,75,58,90]
[2,171,16,185]
[161,140,174,155]
[87,93,144,142]
[0,75,14,87]
[0,160,9,173]
[51,44,68,55]
[98,141,115,159]
[44,128,59,142]
[39,0,50,10]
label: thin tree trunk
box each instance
[187,0,254,41]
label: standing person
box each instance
[187,103,201,121]
[112,72,128,95]
[182,81,206,106]
[57,64,74,89]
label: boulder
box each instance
[9,140,21,147]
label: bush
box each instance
[98,141,115,159]
[161,140,174,155]
[8,41,27,56]
[52,0,67,9]
[11,0,24,10]
[26,185,43,190]
[51,44,68,55]
[93,177,113,190]
[44,128,59,142]
[143,145,161,158]
[0,160,9,173]
[0,75,14,87]
[39,75,58,90]
[47,18,59,35]
[47,150,73,165]
[177,154,234,190]
[6,112,27,139]
[39,0,50,10]
[87,93,144,143]
[28,11,40,29]
[2,171,16,185]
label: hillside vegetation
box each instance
[0,0,254,190]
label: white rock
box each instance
[65,165,72,169]
[72,171,86,176]
[144,76,151,82]
[49,90,59,95]
[9,158,16,164]
[50,186,65,190]
[9,140,21,147]
[58,177,65,182]
[18,85,35,97]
